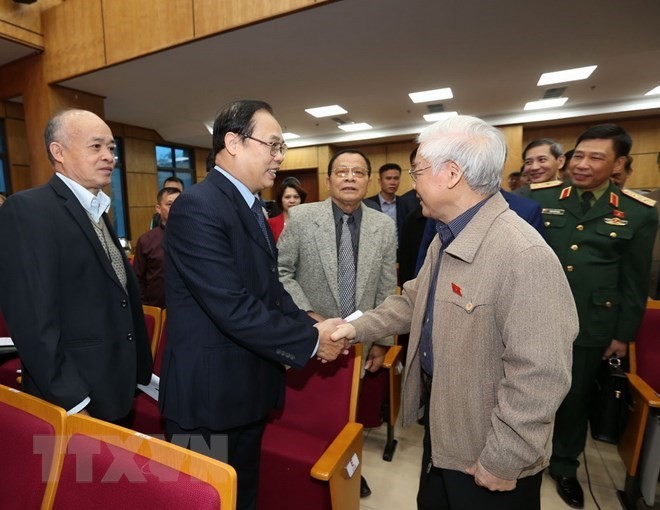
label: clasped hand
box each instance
[314,318,352,363]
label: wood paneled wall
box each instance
[36,0,334,83]
[0,0,61,48]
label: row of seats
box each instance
[1,303,399,509]
[0,383,237,510]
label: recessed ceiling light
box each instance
[282,132,300,140]
[409,88,453,103]
[524,97,569,110]
[305,105,348,118]
[338,122,372,132]
[423,111,459,122]
[645,86,660,96]
[537,65,597,86]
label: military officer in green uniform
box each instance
[529,124,658,509]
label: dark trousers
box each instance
[165,418,266,510]
[417,385,542,510]
[550,345,604,478]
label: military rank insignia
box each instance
[604,217,628,226]
[609,192,619,208]
[559,186,572,200]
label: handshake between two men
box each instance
[312,316,359,363]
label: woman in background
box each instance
[268,177,307,242]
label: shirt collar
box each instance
[56,172,111,222]
[215,165,258,208]
[332,200,363,224]
[437,195,491,247]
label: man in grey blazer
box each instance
[332,116,578,510]
[277,148,398,497]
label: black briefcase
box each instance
[589,357,631,444]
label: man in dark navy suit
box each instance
[160,100,345,510]
[0,109,152,422]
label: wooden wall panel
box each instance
[42,0,106,83]
[5,117,29,166]
[0,0,61,47]
[280,146,318,170]
[129,206,155,245]
[124,138,157,175]
[193,0,335,37]
[500,124,523,177]
[195,148,210,181]
[126,173,158,209]
[103,0,194,65]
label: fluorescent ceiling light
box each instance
[338,123,372,132]
[645,86,660,96]
[524,97,569,110]
[537,65,597,86]
[423,111,458,122]
[282,132,300,140]
[305,105,347,118]
[409,88,453,103]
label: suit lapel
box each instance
[314,199,341,309]
[209,170,275,260]
[356,205,376,306]
[50,176,126,291]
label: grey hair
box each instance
[417,115,506,195]
[44,109,83,165]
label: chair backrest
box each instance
[52,414,236,510]
[268,344,362,440]
[142,305,163,359]
[633,299,660,392]
[0,309,10,337]
[153,310,167,376]
[0,384,66,510]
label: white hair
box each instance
[417,115,506,195]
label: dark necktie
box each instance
[251,200,274,255]
[337,214,356,318]
[580,191,594,215]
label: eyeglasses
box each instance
[244,135,288,157]
[332,166,370,179]
[408,165,432,183]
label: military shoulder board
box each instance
[530,180,563,190]
[621,189,657,207]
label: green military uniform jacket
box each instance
[530,180,658,348]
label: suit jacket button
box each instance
[270,265,276,273]
[566,265,574,272]
[610,232,617,238]
[605,301,613,308]
[576,225,584,231]
[544,221,551,227]
[127,333,134,342]
[275,299,281,307]
[121,300,128,308]
[570,244,579,251]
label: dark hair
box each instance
[44,108,82,165]
[624,155,633,172]
[276,178,307,209]
[164,175,184,189]
[576,124,632,159]
[206,151,215,172]
[157,186,181,202]
[409,147,418,165]
[378,163,402,176]
[522,138,564,160]
[212,100,273,157]
[507,171,522,179]
[327,149,371,176]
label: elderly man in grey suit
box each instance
[277,148,397,498]
[331,116,578,510]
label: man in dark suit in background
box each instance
[160,100,345,510]
[364,163,408,250]
[0,109,152,422]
